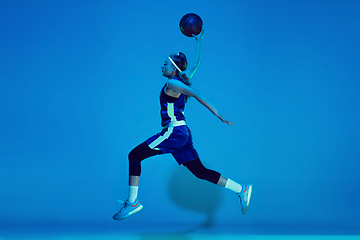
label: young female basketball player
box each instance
[113,31,252,220]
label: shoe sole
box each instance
[114,205,143,220]
[242,185,253,214]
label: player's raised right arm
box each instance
[187,29,204,80]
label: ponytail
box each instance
[175,72,190,86]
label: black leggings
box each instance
[128,141,221,184]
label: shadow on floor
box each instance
[137,166,224,240]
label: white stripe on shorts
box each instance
[148,126,174,149]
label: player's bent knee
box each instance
[128,149,136,162]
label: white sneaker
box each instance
[237,185,253,214]
[113,199,143,220]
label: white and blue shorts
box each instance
[145,123,199,165]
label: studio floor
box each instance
[1,224,359,240]
[2,233,360,240]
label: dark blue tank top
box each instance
[160,79,186,127]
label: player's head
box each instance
[162,53,187,76]
[169,52,187,72]
[161,52,190,85]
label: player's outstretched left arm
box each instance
[166,79,234,125]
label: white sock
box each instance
[225,179,242,193]
[128,186,138,203]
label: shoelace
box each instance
[238,191,248,204]
[117,199,129,211]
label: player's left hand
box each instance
[222,119,234,125]
[218,114,234,125]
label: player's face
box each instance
[161,58,175,78]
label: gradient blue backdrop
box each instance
[1,0,359,235]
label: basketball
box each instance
[179,13,203,37]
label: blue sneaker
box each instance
[113,199,143,220]
[237,185,253,214]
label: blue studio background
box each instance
[1,0,360,235]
